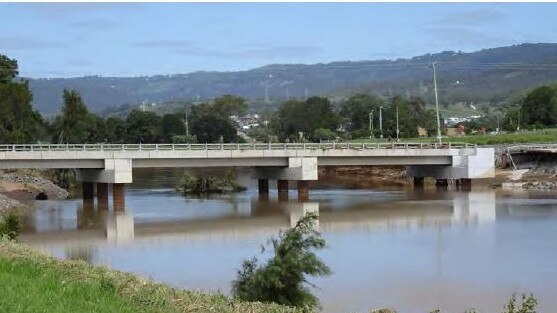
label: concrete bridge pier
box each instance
[76,158,133,212]
[113,184,126,211]
[277,180,289,201]
[97,183,109,210]
[435,179,449,189]
[82,182,95,206]
[413,177,425,189]
[456,178,472,191]
[258,179,269,194]
[277,180,289,193]
[255,157,318,203]
[297,180,310,202]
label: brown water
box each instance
[19,168,557,313]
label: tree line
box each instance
[4,53,557,145]
[0,54,440,145]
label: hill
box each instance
[28,43,557,115]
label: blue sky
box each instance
[1,2,556,78]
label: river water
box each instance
[19,168,557,313]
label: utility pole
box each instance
[396,106,400,140]
[369,110,374,139]
[184,104,189,137]
[379,106,383,139]
[517,105,521,132]
[432,61,442,144]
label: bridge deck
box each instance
[0,143,476,169]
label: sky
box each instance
[1,2,557,78]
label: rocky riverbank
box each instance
[0,171,69,201]
[0,193,22,214]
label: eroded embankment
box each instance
[497,151,557,190]
[0,171,69,200]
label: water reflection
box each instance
[20,189,510,252]
[18,184,557,313]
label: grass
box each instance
[351,130,557,146]
[0,239,301,313]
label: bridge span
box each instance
[0,142,494,209]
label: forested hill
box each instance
[29,43,557,114]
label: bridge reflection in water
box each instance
[20,189,539,249]
[20,188,557,265]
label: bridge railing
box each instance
[0,142,475,152]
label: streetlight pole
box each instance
[379,106,383,139]
[432,61,442,144]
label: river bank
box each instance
[0,170,69,212]
[0,239,300,313]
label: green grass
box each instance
[351,130,557,146]
[0,239,301,313]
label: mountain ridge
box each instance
[27,43,557,114]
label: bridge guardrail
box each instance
[0,142,475,152]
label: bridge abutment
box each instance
[407,147,494,187]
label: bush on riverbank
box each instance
[0,209,22,239]
[232,214,330,310]
[0,239,301,313]
[178,170,246,195]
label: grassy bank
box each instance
[0,239,300,313]
[351,130,557,146]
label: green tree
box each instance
[57,89,96,143]
[522,86,557,126]
[312,128,337,142]
[0,55,45,144]
[171,134,197,144]
[232,214,331,309]
[161,113,186,142]
[339,93,384,132]
[190,114,238,143]
[272,97,340,142]
[380,96,437,139]
[104,117,128,143]
[125,110,162,143]
[212,94,248,118]
[0,54,18,83]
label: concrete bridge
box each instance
[0,142,494,209]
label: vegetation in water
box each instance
[232,214,331,310]
[0,209,22,240]
[178,170,246,195]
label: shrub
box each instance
[178,170,246,195]
[0,210,23,239]
[232,214,331,310]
